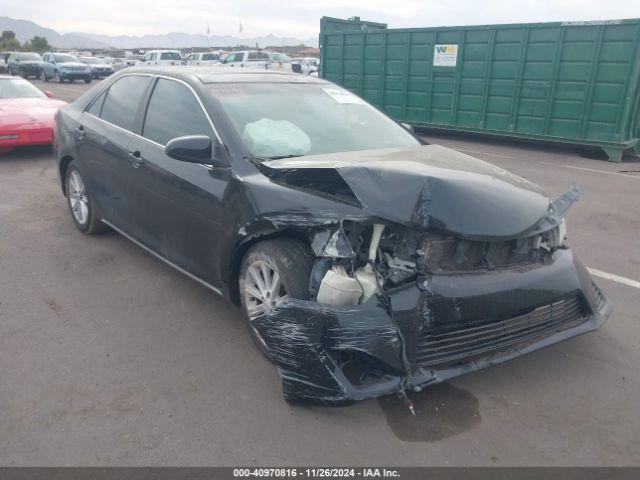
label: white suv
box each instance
[138,50,182,66]
[220,50,271,69]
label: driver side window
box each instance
[142,78,213,146]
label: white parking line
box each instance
[588,268,640,289]
[540,162,640,180]
[456,148,515,159]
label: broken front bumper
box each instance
[254,249,611,404]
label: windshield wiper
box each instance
[252,154,303,161]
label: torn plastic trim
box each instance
[253,298,405,403]
[517,183,582,239]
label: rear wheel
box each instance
[239,238,315,361]
[84,78,91,84]
[65,162,109,235]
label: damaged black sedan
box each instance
[54,67,611,405]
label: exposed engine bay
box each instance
[309,219,568,307]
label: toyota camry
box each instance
[53,67,611,405]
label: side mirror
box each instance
[401,122,415,134]
[44,90,55,99]
[165,135,228,167]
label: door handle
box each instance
[128,151,144,168]
[76,125,85,140]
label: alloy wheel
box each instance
[67,170,89,225]
[243,259,288,320]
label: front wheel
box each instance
[65,162,109,235]
[239,238,315,361]
[41,71,48,82]
[54,72,63,83]
[84,78,91,84]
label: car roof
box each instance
[122,66,331,85]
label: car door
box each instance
[42,54,54,76]
[77,74,153,227]
[125,77,230,285]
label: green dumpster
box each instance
[319,16,640,161]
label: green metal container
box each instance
[319,16,640,161]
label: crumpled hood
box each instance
[0,98,66,130]
[261,145,554,239]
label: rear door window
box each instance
[160,52,181,60]
[248,52,269,61]
[100,75,151,131]
[142,78,213,146]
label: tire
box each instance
[84,78,91,84]
[41,71,48,82]
[55,72,63,83]
[19,68,25,78]
[64,161,109,235]
[239,238,315,362]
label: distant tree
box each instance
[0,30,21,50]
[23,36,51,53]
[1,30,16,41]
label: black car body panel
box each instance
[54,67,611,404]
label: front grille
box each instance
[415,294,587,368]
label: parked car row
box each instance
[133,49,319,75]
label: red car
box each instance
[0,75,65,153]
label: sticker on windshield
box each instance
[322,87,365,105]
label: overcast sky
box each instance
[3,0,640,39]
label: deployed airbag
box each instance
[243,118,311,158]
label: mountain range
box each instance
[0,16,318,49]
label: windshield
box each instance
[54,54,79,63]
[19,53,42,61]
[80,57,100,64]
[160,52,181,60]
[202,53,219,61]
[208,83,419,158]
[0,78,45,99]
